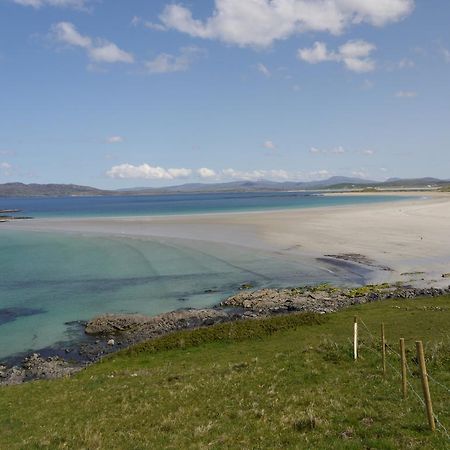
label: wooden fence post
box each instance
[400,338,407,398]
[416,340,436,432]
[353,316,358,360]
[381,323,386,376]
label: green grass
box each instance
[1,296,449,449]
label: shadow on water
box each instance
[0,307,46,326]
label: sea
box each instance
[0,192,408,360]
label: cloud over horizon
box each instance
[106,163,336,183]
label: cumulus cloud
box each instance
[51,22,134,64]
[395,90,417,98]
[107,164,192,180]
[167,168,193,178]
[197,167,217,179]
[107,164,335,182]
[145,47,204,74]
[159,0,413,48]
[13,0,89,9]
[298,40,376,72]
[106,136,124,144]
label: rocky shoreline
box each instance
[1,283,449,386]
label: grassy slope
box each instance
[1,296,449,450]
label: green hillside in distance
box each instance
[1,177,449,197]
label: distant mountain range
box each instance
[0,177,448,198]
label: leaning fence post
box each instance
[400,338,407,399]
[381,323,386,376]
[416,340,436,432]
[353,316,358,360]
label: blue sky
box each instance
[0,0,449,188]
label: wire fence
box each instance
[356,317,450,440]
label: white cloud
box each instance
[167,168,192,178]
[361,149,375,155]
[51,22,134,64]
[131,16,167,31]
[257,63,271,77]
[52,21,91,48]
[197,167,217,179]
[263,140,277,151]
[145,47,204,74]
[106,164,379,183]
[298,39,376,73]
[13,0,89,9]
[159,0,413,48]
[106,136,124,144]
[89,42,134,64]
[107,164,192,180]
[395,90,417,98]
[298,42,336,64]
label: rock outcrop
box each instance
[0,354,81,385]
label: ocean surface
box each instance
[0,192,408,360]
[0,191,407,218]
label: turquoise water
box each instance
[0,230,366,360]
[0,193,410,360]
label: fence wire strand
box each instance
[356,318,450,440]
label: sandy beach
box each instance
[4,193,450,286]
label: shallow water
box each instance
[0,193,411,360]
[0,229,366,360]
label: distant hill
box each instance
[0,183,114,198]
[0,177,448,197]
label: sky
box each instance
[0,0,449,189]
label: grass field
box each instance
[1,296,449,449]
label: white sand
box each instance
[4,193,450,286]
